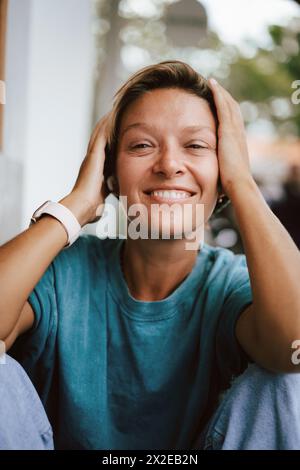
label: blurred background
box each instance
[0,0,299,252]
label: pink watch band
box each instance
[30,200,82,248]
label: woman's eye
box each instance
[131,143,150,149]
[188,144,208,149]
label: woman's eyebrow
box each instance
[121,122,154,138]
[121,123,216,140]
[183,125,214,134]
[184,126,217,148]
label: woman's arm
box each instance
[0,193,90,341]
[0,113,110,343]
[209,78,300,373]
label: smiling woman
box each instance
[1,60,300,451]
[114,89,219,247]
[101,64,231,269]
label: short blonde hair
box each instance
[104,60,228,214]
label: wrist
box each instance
[59,192,93,228]
[224,175,257,201]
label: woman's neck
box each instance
[120,238,199,301]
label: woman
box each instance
[1,60,300,450]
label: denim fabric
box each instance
[0,354,53,450]
[194,363,300,450]
[2,355,300,450]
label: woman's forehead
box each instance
[120,89,216,133]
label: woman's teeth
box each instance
[150,190,191,199]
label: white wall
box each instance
[1,0,95,242]
[0,0,30,243]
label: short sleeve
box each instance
[9,234,98,402]
[216,254,253,389]
[9,260,58,393]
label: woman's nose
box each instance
[152,147,186,178]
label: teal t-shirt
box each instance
[10,234,253,450]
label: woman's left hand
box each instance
[208,78,253,197]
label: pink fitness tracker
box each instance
[29,200,82,248]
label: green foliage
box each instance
[224,18,300,136]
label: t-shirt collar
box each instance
[106,238,210,321]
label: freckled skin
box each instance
[115,88,219,238]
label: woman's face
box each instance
[115,87,219,240]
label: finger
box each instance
[87,116,107,154]
[88,125,106,156]
[208,78,232,121]
[87,119,104,154]
[77,117,109,182]
[217,84,243,122]
[208,79,242,123]
[87,113,110,155]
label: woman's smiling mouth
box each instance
[143,187,197,203]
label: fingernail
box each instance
[209,78,218,86]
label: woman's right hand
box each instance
[62,112,112,227]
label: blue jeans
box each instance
[1,356,300,450]
[0,354,53,450]
[194,363,300,450]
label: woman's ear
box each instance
[212,178,230,216]
[106,175,115,192]
[106,175,119,196]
